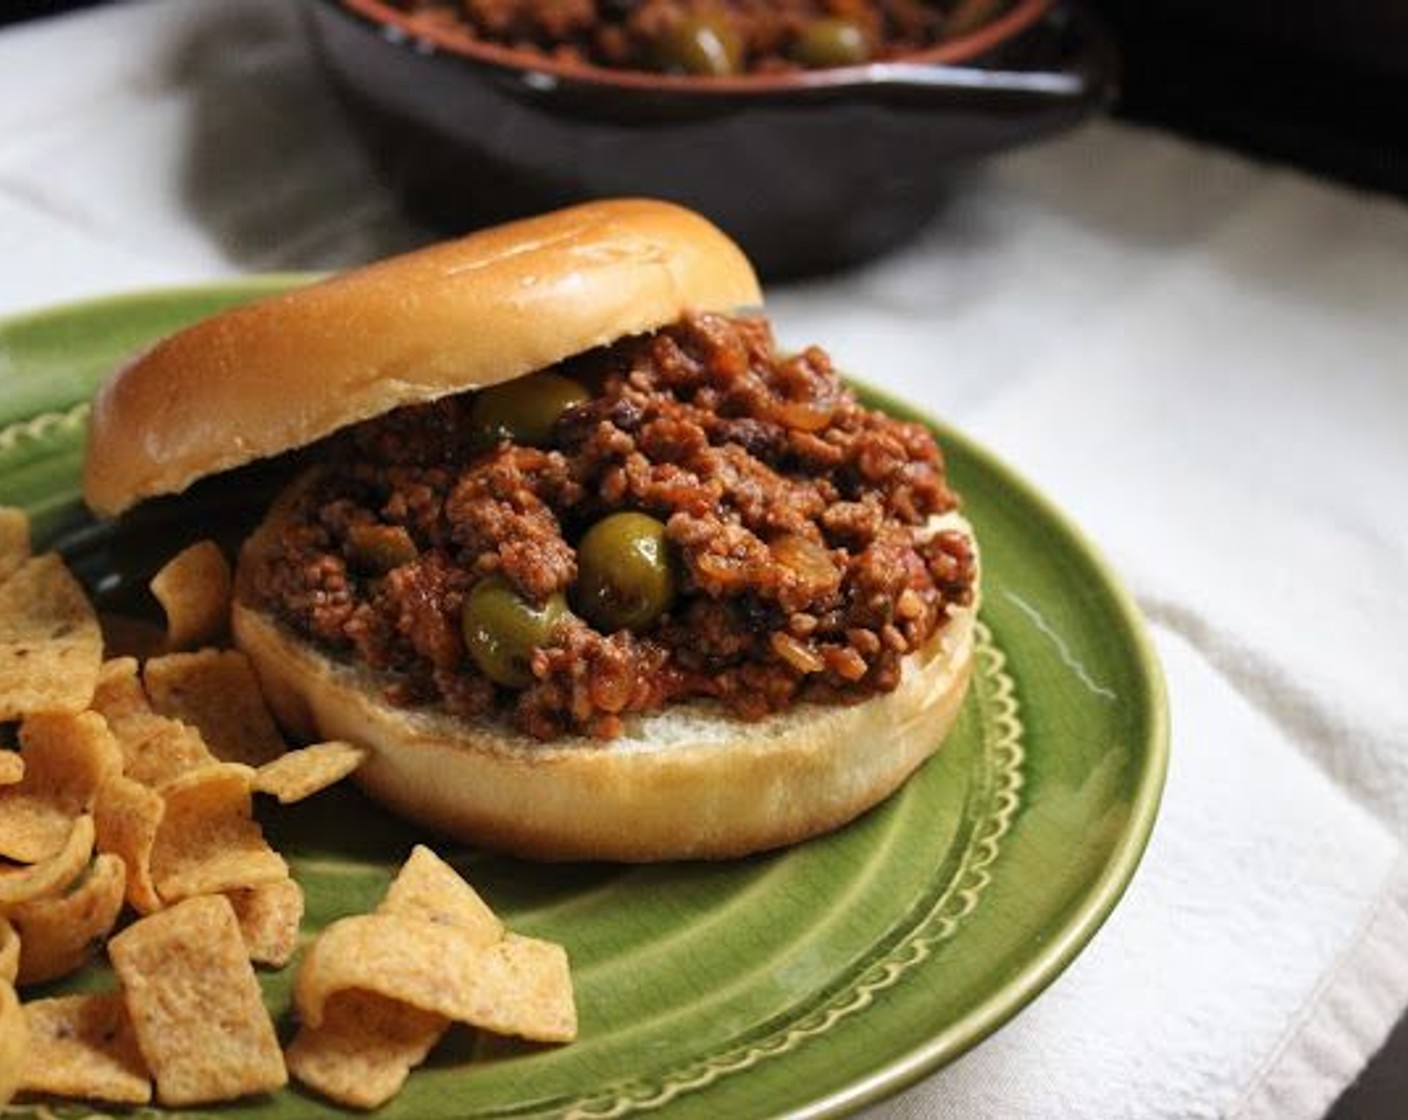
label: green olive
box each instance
[656,15,743,76]
[461,573,570,688]
[346,523,417,574]
[791,18,871,68]
[574,512,678,632]
[469,372,588,448]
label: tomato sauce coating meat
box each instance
[252,313,976,740]
[389,0,992,74]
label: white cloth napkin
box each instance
[2,3,1406,1117]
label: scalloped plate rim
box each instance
[799,385,1169,1116]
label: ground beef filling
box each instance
[252,312,976,740]
[390,0,999,74]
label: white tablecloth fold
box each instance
[2,3,1406,1117]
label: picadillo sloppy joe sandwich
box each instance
[82,199,978,862]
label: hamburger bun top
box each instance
[82,199,762,516]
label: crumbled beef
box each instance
[393,0,981,73]
[252,312,976,740]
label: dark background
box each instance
[1089,0,1408,199]
[2,1,1406,1116]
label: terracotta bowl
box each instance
[306,0,1117,278]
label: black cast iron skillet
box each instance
[306,0,1117,278]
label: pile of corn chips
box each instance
[0,511,577,1111]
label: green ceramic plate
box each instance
[0,283,1168,1119]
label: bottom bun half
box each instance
[233,520,977,863]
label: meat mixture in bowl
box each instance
[251,313,977,740]
[385,0,1012,75]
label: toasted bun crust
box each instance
[83,199,761,516]
[233,490,977,862]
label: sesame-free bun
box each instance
[89,199,976,862]
[232,487,978,863]
[82,199,761,516]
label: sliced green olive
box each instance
[791,18,871,68]
[346,523,418,574]
[469,372,588,448]
[574,512,678,632]
[461,573,570,688]
[656,15,743,76]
